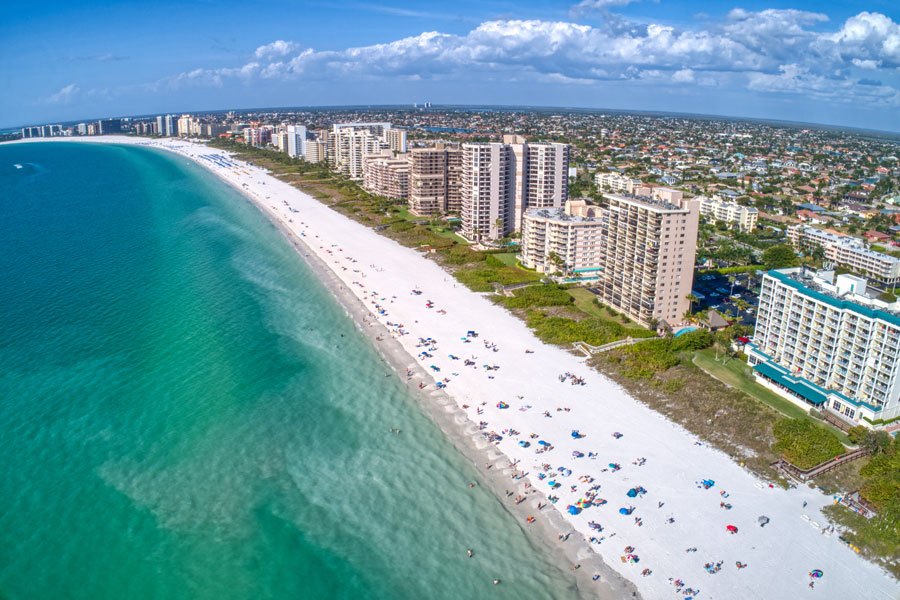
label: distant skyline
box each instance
[3,0,900,132]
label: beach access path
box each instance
[24,137,900,600]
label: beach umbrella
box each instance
[538,440,550,446]
[568,505,580,515]
[497,402,509,409]
[627,489,638,498]
[810,570,823,578]
[608,463,618,469]
[758,516,770,527]
[619,507,634,515]
[727,525,738,534]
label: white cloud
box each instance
[852,58,880,69]
[47,83,79,103]
[139,11,900,112]
[571,0,641,17]
[253,40,298,59]
[822,12,900,68]
[672,68,695,83]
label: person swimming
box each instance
[467,549,473,558]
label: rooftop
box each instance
[603,192,685,213]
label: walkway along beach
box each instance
[23,137,900,600]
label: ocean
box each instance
[0,142,579,599]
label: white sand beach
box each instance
[26,137,900,599]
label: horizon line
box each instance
[7,103,900,140]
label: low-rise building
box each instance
[748,268,900,426]
[788,225,900,285]
[520,199,604,278]
[595,172,643,194]
[698,196,758,232]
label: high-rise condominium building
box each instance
[305,140,327,164]
[98,119,122,135]
[164,115,177,137]
[385,128,408,153]
[407,145,462,216]
[521,189,700,326]
[747,268,900,426]
[286,125,307,158]
[699,196,758,232]
[243,127,272,147]
[363,151,409,200]
[460,135,569,241]
[329,123,392,178]
[461,142,512,240]
[156,116,164,136]
[593,189,700,326]
[204,123,228,138]
[177,115,193,137]
[788,225,900,285]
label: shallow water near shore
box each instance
[0,142,583,599]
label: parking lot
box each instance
[691,271,762,327]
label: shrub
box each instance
[501,285,574,309]
[526,310,643,346]
[772,418,845,469]
[672,329,714,351]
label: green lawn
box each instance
[693,349,851,445]
[568,288,650,331]
[492,252,521,267]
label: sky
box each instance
[3,0,900,132]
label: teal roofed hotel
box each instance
[747,267,900,429]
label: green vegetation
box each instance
[610,330,714,379]
[499,284,573,309]
[697,265,765,276]
[490,252,521,267]
[454,266,540,292]
[772,418,845,469]
[525,310,654,347]
[695,351,814,419]
[567,288,648,330]
[761,244,799,270]
[824,433,900,578]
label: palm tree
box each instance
[685,293,698,314]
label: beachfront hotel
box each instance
[520,199,604,278]
[520,189,700,327]
[787,225,900,286]
[407,145,462,216]
[698,196,758,232]
[460,135,569,241]
[747,267,900,427]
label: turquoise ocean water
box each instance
[0,143,578,599]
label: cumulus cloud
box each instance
[822,11,900,68]
[253,40,299,59]
[47,83,79,103]
[133,10,900,113]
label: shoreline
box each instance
[10,137,898,600]
[223,155,635,599]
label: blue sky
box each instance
[3,0,900,131]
